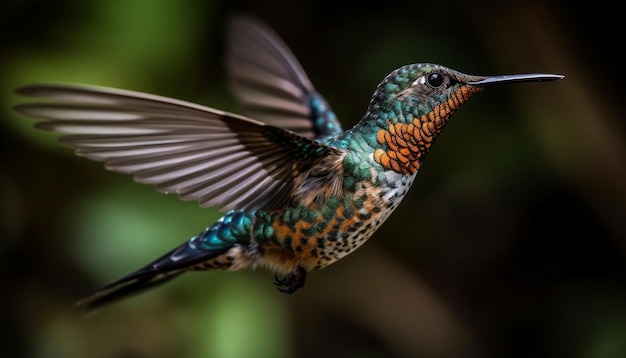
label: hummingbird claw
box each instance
[273,275,285,286]
[273,266,307,294]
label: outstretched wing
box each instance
[14,84,344,212]
[227,15,343,140]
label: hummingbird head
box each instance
[371,63,563,121]
[364,64,563,175]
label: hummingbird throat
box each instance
[373,85,481,174]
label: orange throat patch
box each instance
[373,85,481,174]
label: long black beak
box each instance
[469,73,564,87]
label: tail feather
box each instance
[76,269,183,312]
[77,243,230,312]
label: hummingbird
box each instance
[13,15,563,311]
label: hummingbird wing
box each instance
[14,84,345,212]
[226,15,344,140]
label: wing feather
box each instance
[14,84,344,212]
[227,16,343,139]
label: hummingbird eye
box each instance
[427,73,445,88]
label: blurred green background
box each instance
[2,0,625,357]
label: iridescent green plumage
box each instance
[13,15,563,311]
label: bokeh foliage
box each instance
[2,0,624,357]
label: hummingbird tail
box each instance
[76,240,231,312]
[76,268,184,312]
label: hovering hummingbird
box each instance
[13,16,563,311]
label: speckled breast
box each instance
[267,175,413,270]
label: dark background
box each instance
[2,0,624,357]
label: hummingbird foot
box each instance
[273,266,307,293]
